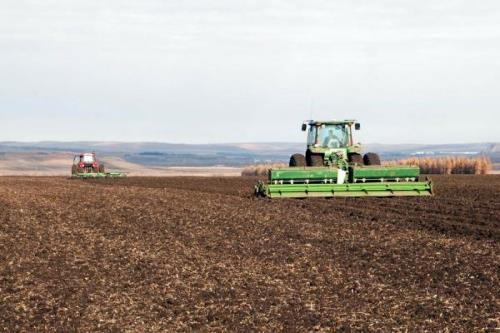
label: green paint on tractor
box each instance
[71,172,126,179]
[255,119,434,198]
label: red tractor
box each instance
[71,152,105,175]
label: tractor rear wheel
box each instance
[348,153,363,166]
[289,154,306,167]
[307,154,324,167]
[71,165,77,175]
[363,152,381,166]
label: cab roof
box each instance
[304,119,357,126]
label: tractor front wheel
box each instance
[363,152,381,166]
[348,153,363,166]
[307,154,324,167]
[289,154,306,167]
[98,164,105,173]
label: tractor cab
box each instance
[306,122,352,148]
[72,152,102,174]
[298,120,363,168]
[79,153,96,166]
[74,153,97,168]
[70,152,126,179]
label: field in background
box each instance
[0,142,498,176]
[0,153,493,177]
[0,153,242,177]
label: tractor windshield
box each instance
[315,124,349,148]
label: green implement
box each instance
[71,172,126,179]
[255,165,433,198]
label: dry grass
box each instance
[242,157,493,176]
[241,163,287,176]
[384,156,492,175]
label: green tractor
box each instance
[289,120,379,169]
[255,120,433,198]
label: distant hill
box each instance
[0,141,498,175]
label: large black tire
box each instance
[98,164,105,173]
[289,153,306,167]
[348,153,363,166]
[71,165,77,175]
[307,153,324,167]
[363,152,381,166]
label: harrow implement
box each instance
[71,172,126,179]
[255,165,433,198]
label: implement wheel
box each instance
[307,153,324,167]
[349,153,363,166]
[364,152,381,166]
[289,153,306,167]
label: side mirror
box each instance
[355,123,361,130]
[301,124,307,131]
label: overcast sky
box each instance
[0,0,499,144]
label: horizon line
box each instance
[0,140,498,146]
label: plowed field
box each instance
[0,176,499,332]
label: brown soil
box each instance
[0,175,498,332]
